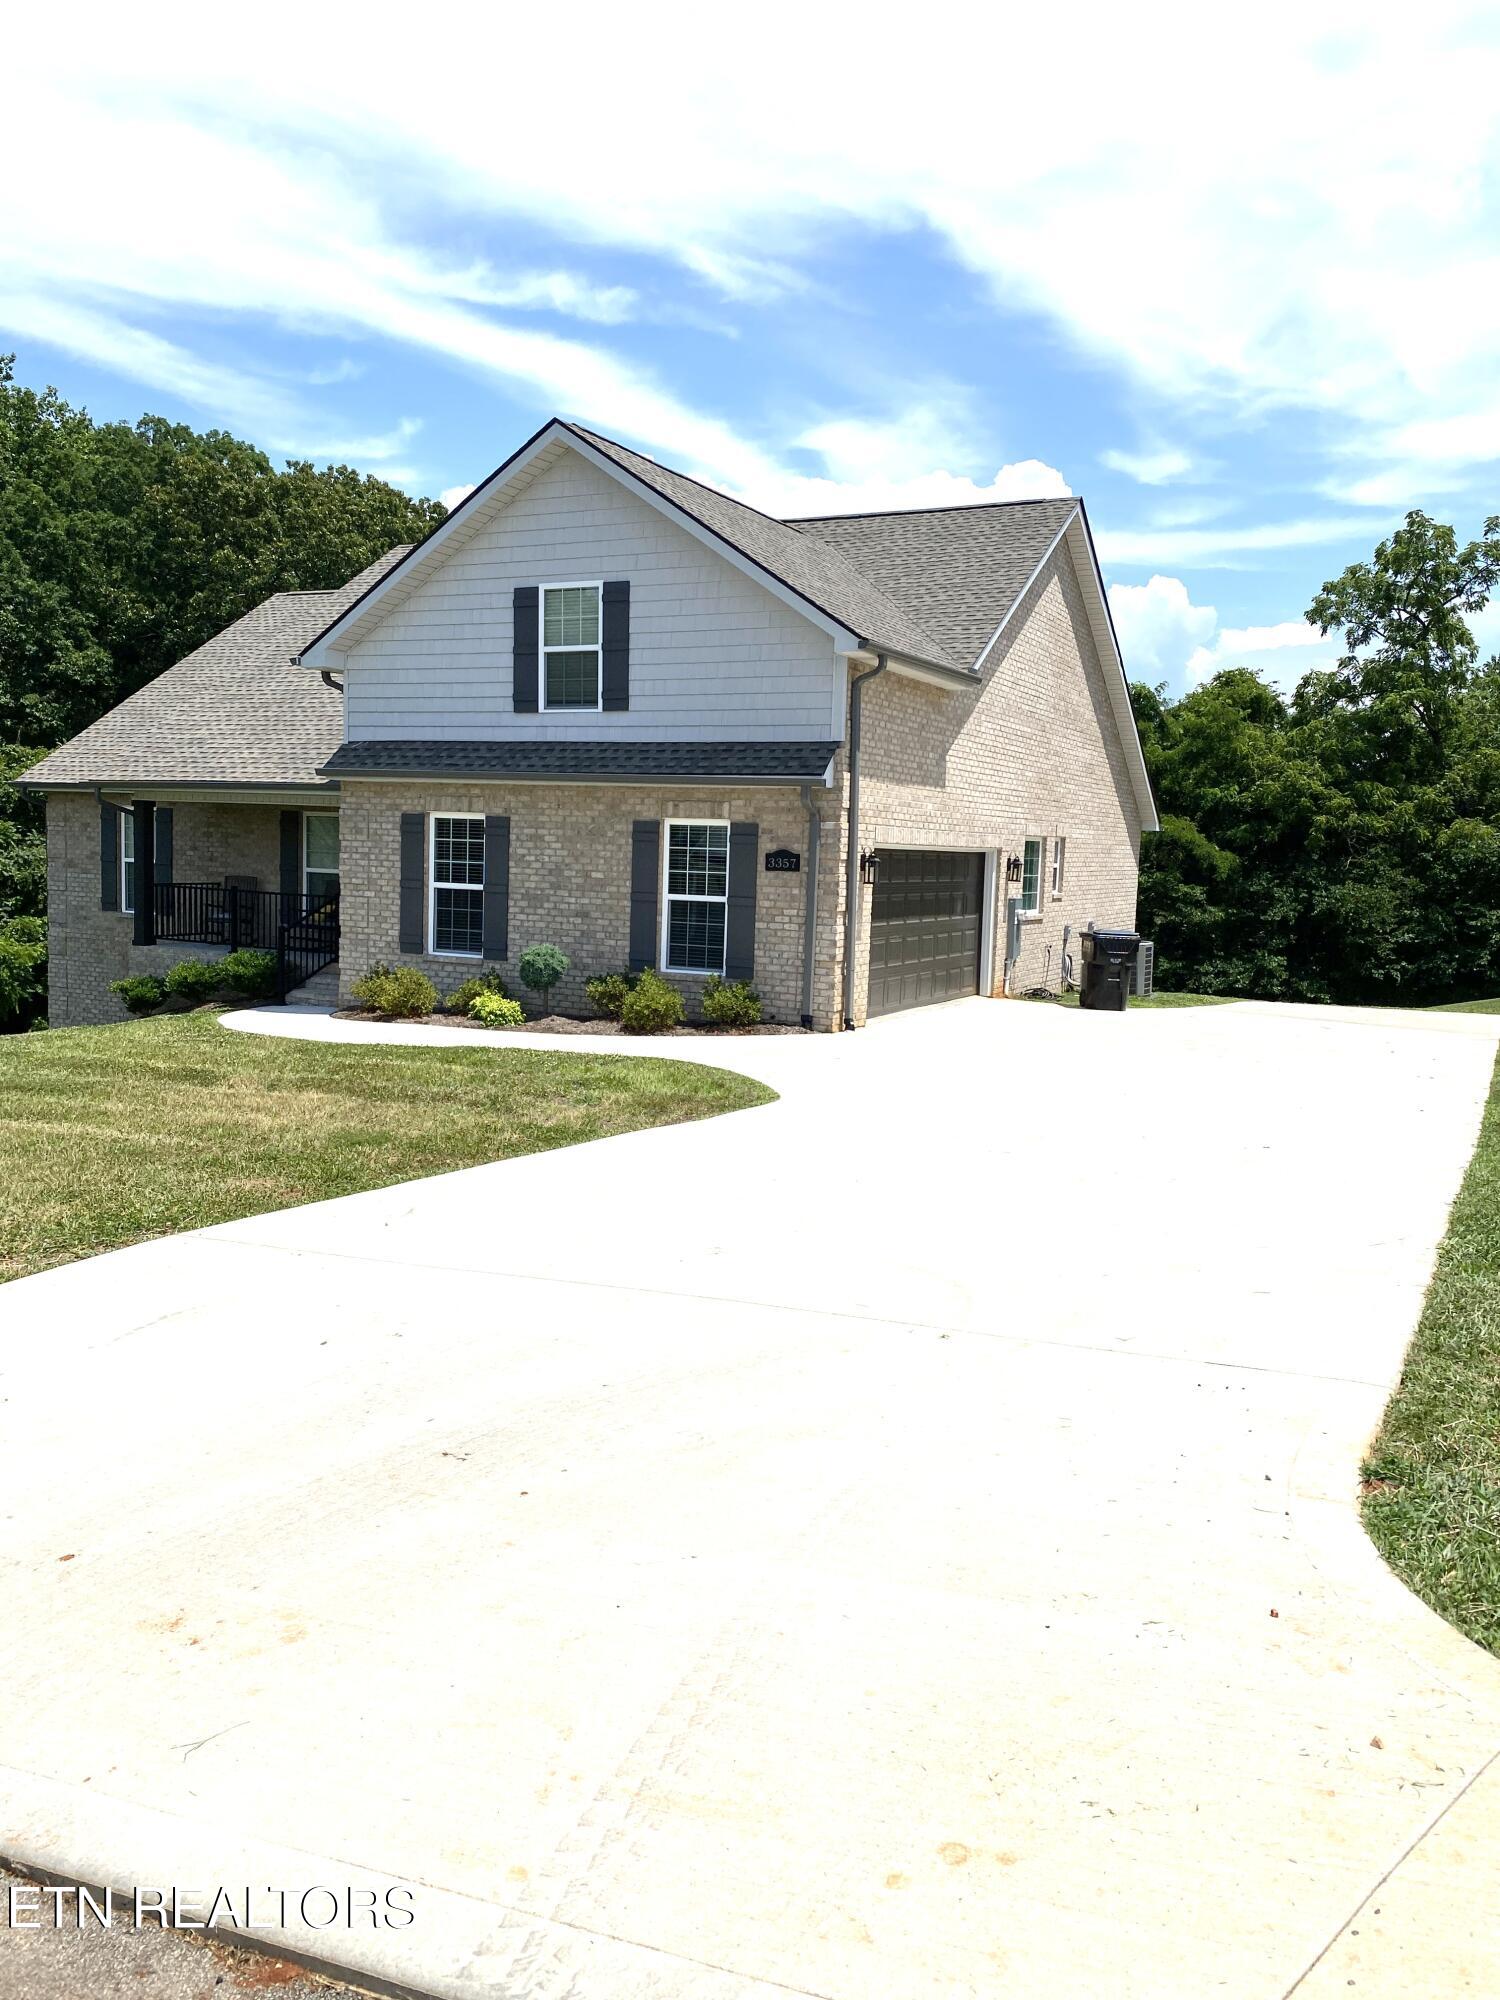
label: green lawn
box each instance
[1043,989,1236,1009]
[1428,997,1500,1014]
[1363,1044,1500,1653]
[0,1010,774,1285]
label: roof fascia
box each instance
[1064,504,1159,833]
[320,764,836,789]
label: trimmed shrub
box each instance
[517,943,569,1007]
[351,963,437,1020]
[441,969,509,1014]
[0,916,48,1031]
[701,976,763,1028]
[620,969,684,1034]
[110,973,167,1016]
[468,990,525,1028]
[219,948,278,999]
[164,957,220,1005]
[585,971,636,1020]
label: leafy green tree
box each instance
[1135,512,1500,1006]
[0,354,445,746]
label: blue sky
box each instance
[5,1,1500,695]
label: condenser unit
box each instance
[1133,939,1155,998]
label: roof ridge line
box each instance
[566,422,817,538]
[788,496,1079,523]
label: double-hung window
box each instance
[1050,835,1066,899]
[662,819,728,974]
[430,815,485,957]
[1019,836,1043,916]
[542,583,602,710]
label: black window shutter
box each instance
[100,805,119,911]
[513,585,539,712]
[482,815,510,961]
[601,579,630,711]
[725,822,759,981]
[398,812,426,954]
[628,819,660,971]
[153,807,174,886]
[279,810,300,898]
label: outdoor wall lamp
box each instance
[859,849,881,885]
[1005,853,1023,883]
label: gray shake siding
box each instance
[343,453,842,744]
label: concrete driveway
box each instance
[4,997,1500,1999]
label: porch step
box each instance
[284,963,341,1008]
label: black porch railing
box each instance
[151,883,339,1002]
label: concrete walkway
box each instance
[3,997,1500,1998]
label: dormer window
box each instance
[542,583,602,710]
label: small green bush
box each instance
[620,968,684,1034]
[0,916,48,1031]
[468,990,525,1028]
[110,973,167,1016]
[701,976,762,1028]
[219,948,278,999]
[164,957,220,1004]
[585,971,636,1020]
[351,963,437,1020]
[517,943,569,1005]
[441,969,509,1014]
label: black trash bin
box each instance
[1079,926,1140,1011]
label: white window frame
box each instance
[303,810,340,905]
[660,817,730,977]
[1019,836,1044,918]
[428,812,486,959]
[119,811,136,916]
[1050,835,1066,899]
[539,579,604,713]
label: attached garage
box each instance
[866,849,986,1017]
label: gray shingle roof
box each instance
[21,551,411,790]
[789,498,1079,670]
[22,424,1104,798]
[320,740,838,783]
[570,426,963,672]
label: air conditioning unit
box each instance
[1133,939,1155,999]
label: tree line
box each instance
[0,355,444,925]
[1134,511,1500,1005]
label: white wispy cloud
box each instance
[8,5,1500,529]
[1099,446,1194,486]
[1098,516,1380,568]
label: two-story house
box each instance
[23,418,1156,1031]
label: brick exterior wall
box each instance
[835,544,1144,1023]
[45,795,291,1027]
[337,779,845,1028]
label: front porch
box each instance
[119,796,341,1004]
[147,879,340,1000]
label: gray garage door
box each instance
[867,849,984,1017]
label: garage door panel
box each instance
[867,849,983,1018]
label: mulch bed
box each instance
[332,1009,806,1037]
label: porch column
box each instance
[132,800,156,946]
